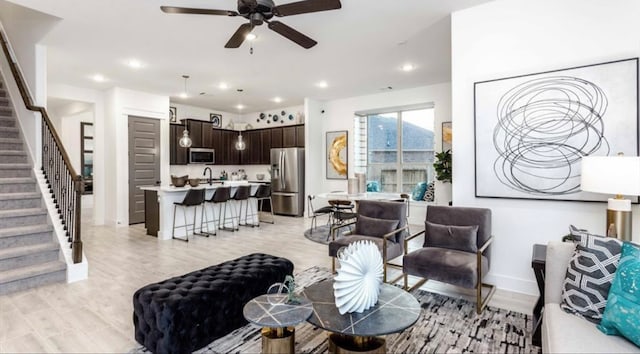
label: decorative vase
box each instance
[333,240,383,314]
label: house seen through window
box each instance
[354,106,435,194]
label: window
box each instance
[355,106,435,193]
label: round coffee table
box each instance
[302,279,421,353]
[243,294,313,354]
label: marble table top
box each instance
[302,280,421,337]
[243,294,313,328]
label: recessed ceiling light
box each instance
[273,97,283,103]
[316,80,328,88]
[236,104,245,110]
[127,59,143,69]
[179,92,188,99]
[246,33,257,41]
[218,82,229,90]
[401,63,415,72]
[92,74,106,82]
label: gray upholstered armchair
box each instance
[402,205,495,313]
[328,199,408,283]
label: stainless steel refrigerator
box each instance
[271,147,305,216]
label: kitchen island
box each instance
[140,181,265,240]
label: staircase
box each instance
[0,79,66,295]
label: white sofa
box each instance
[542,241,639,353]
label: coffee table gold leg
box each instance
[261,327,295,354]
[328,333,386,354]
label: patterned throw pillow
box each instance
[598,242,640,346]
[423,181,435,202]
[560,232,623,324]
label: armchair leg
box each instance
[476,282,496,314]
[331,257,336,274]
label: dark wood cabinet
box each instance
[282,126,296,147]
[295,125,305,147]
[201,121,213,148]
[220,130,240,165]
[260,129,272,164]
[271,127,283,148]
[187,120,203,147]
[169,123,303,166]
[241,130,262,165]
[170,123,188,165]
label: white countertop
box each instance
[140,180,266,192]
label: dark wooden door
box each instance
[128,116,161,224]
[222,130,240,165]
[282,126,296,147]
[242,130,262,164]
[212,129,223,165]
[295,125,305,147]
[202,121,213,148]
[187,120,203,147]
[260,129,272,164]
[170,124,188,165]
[271,127,283,148]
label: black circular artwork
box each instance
[273,116,279,122]
[267,120,271,124]
[288,114,294,120]
[260,113,265,120]
[281,110,286,116]
[268,114,272,117]
[256,118,260,122]
[280,120,284,124]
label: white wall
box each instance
[110,88,169,226]
[48,84,105,225]
[451,0,640,295]
[170,102,239,126]
[314,83,452,205]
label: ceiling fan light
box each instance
[246,33,257,41]
[179,129,192,148]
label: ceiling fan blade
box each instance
[160,6,238,17]
[273,0,341,17]
[267,21,317,49]
[225,23,253,48]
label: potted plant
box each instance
[434,149,452,183]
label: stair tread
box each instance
[0,163,30,169]
[0,138,20,143]
[0,126,18,131]
[0,260,65,284]
[0,208,47,218]
[0,224,52,238]
[0,192,40,200]
[0,177,36,184]
[0,150,26,155]
[0,242,59,260]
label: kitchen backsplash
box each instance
[170,164,272,182]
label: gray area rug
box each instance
[303,225,352,245]
[131,267,540,354]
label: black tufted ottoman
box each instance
[132,253,294,354]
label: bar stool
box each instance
[202,186,235,233]
[172,188,206,242]
[247,184,275,226]
[232,185,251,229]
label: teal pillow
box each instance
[411,182,427,201]
[597,242,640,346]
[366,181,380,192]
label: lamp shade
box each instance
[581,155,640,196]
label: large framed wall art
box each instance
[326,130,348,180]
[474,58,638,202]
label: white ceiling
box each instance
[6,0,491,113]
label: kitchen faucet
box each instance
[203,167,213,185]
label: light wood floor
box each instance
[0,212,536,353]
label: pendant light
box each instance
[235,131,246,151]
[178,75,192,147]
[235,89,246,150]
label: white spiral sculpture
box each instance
[333,240,383,314]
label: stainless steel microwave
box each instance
[189,148,215,164]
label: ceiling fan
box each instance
[161,0,342,49]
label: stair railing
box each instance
[0,29,83,263]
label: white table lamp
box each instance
[580,154,640,241]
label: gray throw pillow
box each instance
[424,221,478,253]
[560,231,622,324]
[355,215,399,238]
